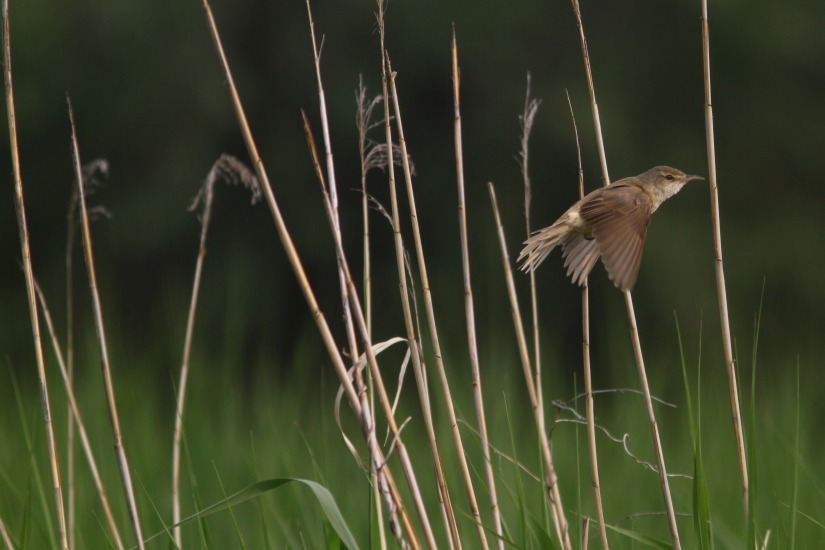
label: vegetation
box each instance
[2,0,823,548]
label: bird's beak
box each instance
[685,174,705,183]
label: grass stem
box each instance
[67,98,145,549]
[700,0,749,516]
[2,4,68,548]
[451,28,504,550]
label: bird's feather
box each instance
[579,183,651,291]
[561,234,600,286]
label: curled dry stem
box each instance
[302,107,431,547]
[172,155,260,547]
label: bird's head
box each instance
[641,165,704,211]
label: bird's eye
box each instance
[665,174,674,181]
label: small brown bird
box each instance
[519,166,703,291]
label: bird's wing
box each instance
[579,184,651,291]
[561,234,601,287]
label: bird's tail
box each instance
[518,224,568,272]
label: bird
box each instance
[518,166,703,292]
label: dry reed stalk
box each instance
[2,3,68,548]
[356,77,377,336]
[303,0,362,369]
[0,514,12,550]
[306,4,437,544]
[381,63,460,547]
[623,293,680,545]
[301,110,436,548]
[700,0,748,514]
[565,91,609,548]
[374,2,472,545]
[63,159,108,550]
[487,183,572,550]
[66,99,145,549]
[450,29,504,549]
[383,52,489,548]
[355,79,387,549]
[34,281,125,550]
[200,2,417,542]
[519,75,545,439]
[301,17,439,545]
[569,0,609,186]
[514,80,573,548]
[172,156,260,547]
[569,1,680,546]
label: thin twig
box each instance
[67,97,146,549]
[700,0,748,515]
[450,28,504,549]
[3,3,68,548]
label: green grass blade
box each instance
[503,395,528,546]
[674,312,712,548]
[9,369,55,548]
[211,463,246,549]
[603,522,670,549]
[747,280,765,545]
[790,358,800,548]
[140,478,359,550]
[527,515,558,549]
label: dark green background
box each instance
[2,0,823,401]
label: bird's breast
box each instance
[564,209,593,236]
